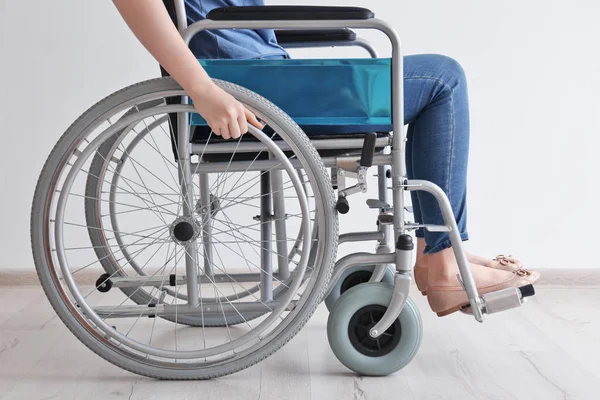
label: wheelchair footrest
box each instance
[482,284,535,314]
[403,223,451,232]
[425,224,451,232]
[366,199,390,209]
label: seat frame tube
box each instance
[260,171,274,302]
[199,172,213,277]
[270,161,290,281]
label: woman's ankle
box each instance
[414,238,427,267]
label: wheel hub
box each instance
[348,304,402,357]
[169,216,201,245]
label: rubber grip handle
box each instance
[360,132,377,167]
[518,284,535,298]
[336,197,350,214]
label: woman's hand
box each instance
[190,82,263,140]
[112,0,263,140]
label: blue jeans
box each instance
[404,54,470,254]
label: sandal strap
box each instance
[515,268,532,276]
[493,254,519,266]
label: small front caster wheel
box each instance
[324,265,395,312]
[327,283,422,376]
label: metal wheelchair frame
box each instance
[168,1,517,330]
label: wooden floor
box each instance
[1,282,599,399]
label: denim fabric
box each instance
[404,54,470,254]
[185,0,289,59]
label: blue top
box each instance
[185,0,289,59]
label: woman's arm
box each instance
[112,0,260,139]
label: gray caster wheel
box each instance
[327,283,422,376]
[324,265,395,312]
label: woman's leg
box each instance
[402,55,538,314]
[405,55,528,264]
[404,54,469,253]
[404,124,428,293]
[404,54,472,293]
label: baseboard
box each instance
[2,268,599,288]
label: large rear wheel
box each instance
[31,78,338,379]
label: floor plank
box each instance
[1,286,599,399]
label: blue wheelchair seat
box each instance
[191,58,393,136]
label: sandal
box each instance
[428,268,540,317]
[414,254,526,296]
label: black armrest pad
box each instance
[207,6,374,21]
[275,29,356,44]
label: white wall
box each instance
[1,0,599,270]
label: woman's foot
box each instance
[413,239,528,295]
[423,248,539,316]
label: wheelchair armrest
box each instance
[275,29,357,44]
[206,6,375,21]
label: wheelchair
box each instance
[30,4,536,379]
